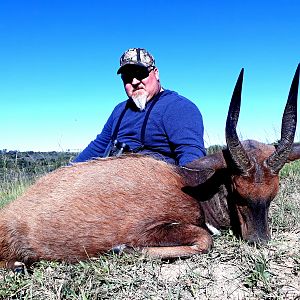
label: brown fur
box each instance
[0,155,212,267]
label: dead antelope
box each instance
[0,65,299,270]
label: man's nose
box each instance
[131,77,141,85]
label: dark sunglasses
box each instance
[121,67,154,84]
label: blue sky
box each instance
[0,0,299,151]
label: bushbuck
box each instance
[0,64,299,270]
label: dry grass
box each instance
[0,160,299,299]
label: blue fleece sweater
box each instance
[73,89,206,166]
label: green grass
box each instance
[0,153,299,299]
[279,159,300,178]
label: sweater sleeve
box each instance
[72,113,113,163]
[162,97,206,166]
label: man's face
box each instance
[121,66,161,104]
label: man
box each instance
[73,48,206,166]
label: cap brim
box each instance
[117,62,149,74]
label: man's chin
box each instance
[132,93,148,111]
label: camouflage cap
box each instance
[117,48,155,74]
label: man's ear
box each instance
[154,68,159,80]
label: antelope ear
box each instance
[180,152,227,186]
[288,143,300,161]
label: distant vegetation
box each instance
[0,150,77,209]
[0,149,77,176]
[206,144,225,154]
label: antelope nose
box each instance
[246,232,270,245]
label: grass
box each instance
[0,151,75,208]
[0,154,299,299]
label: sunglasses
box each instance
[121,67,154,84]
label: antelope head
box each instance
[225,64,299,242]
[183,64,300,243]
